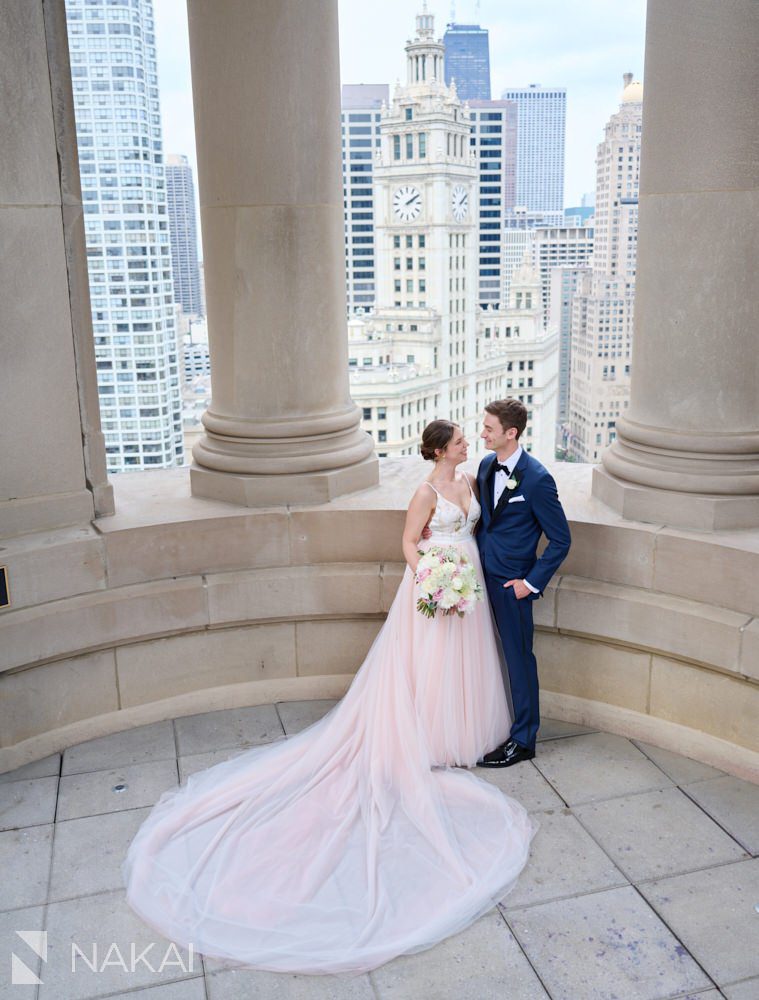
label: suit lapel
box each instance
[489,450,530,528]
[479,453,498,518]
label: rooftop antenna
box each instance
[449,1,455,25]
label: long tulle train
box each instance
[123,539,535,974]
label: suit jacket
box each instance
[476,450,571,597]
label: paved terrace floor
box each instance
[1,701,758,1000]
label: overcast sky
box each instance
[154,0,647,246]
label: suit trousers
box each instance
[486,577,540,750]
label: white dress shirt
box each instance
[492,446,539,594]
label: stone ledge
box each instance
[1,461,757,781]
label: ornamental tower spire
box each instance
[406,5,445,88]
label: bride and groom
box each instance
[123,397,571,974]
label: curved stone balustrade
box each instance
[1,461,757,781]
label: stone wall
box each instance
[1,461,757,780]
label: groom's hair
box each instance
[485,398,528,439]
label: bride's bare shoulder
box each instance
[411,479,436,501]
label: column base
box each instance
[592,466,759,530]
[190,455,379,507]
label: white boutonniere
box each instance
[505,477,518,490]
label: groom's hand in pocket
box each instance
[505,579,531,600]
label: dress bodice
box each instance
[425,479,481,543]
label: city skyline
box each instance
[154,0,647,227]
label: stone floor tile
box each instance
[0,903,46,999]
[532,732,674,806]
[632,741,726,786]
[574,787,748,882]
[177,747,249,783]
[721,978,759,999]
[62,722,176,776]
[500,808,628,910]
[40,889,197,1000]
[0,754,61,785]
[474,759,565,812]
[370,909,548,1000]
[206,965,375,999]
[0,775,58,832]
[537,718,598,741]
[683,775,759,855]
[174,704,283,756]
[506,884,710,1000]
[0,823,53,911]
[275,700,338,736]
[56,759,177,822]
[638,857,759,986]
[103,977,206,999]
[49,807,151,902]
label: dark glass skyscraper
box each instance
[443,23,491,101]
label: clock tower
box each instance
[372,5,479,434]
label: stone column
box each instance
[187,0,378,506]
[0,0,113,538]
[592,0,759,530]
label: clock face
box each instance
[393,185,422,222]
[451,184,469,222]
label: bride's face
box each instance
[442,428,468,466]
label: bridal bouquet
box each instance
[415,546,483,619]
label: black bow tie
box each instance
[494,462,513,475]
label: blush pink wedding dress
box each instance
[123,480,535,974]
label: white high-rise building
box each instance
[500,84,566,221]
[531,225,594,327]
[66,0,184,472]
[165,154,203,317]
[348,10,558,461]
[566,75,643,462]
[342,84,388,315]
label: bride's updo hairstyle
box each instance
[420,420,457,462]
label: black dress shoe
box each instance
[477,739,535,768]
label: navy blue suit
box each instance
[476,450,571,749]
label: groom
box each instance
[476,399,571,767]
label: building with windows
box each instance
[500,84,566,221]
[165,153,203,317]
[342,84,388,315]
[549,264,591,428]
[348,11,558,461]
[566,75,643,462]
[531,224,594,327]
[65,0,184,472]
[443,22,491,101]
[468,100,517,310]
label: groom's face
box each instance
[481,413,516,453]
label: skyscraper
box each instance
[566,75,643,462]
[166,154,203,317]
[468,100,517,309]
[501,84,566,220]
[443,23,491,101]
[341,84,388,315]
[66,0,184,473]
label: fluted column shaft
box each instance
[187,0,377,505]
[593,0,759,530]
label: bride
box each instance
[123,419,535,975]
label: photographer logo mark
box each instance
[11,930,47,985]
